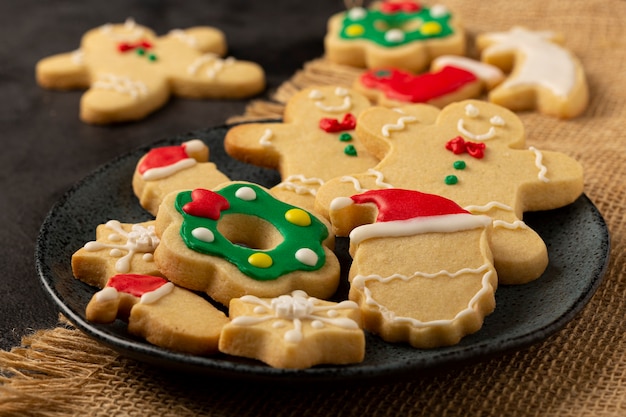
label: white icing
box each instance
[274,175,325,196]
[465,103,480,118]
[310,87,352,113]
[381,116,417,137]
[230,291,359,343]
[464,201,514,213]
[529,146,549,182]
[330,197,354,212]
[490,115,505,126]
[348,7,367,20]
[184,139,205,154]
[99,18,145,41]
[340,168,395,192]
[258,128,273,147]
[385,29,405,43]
[187,54,235,79]
[109,249,123,257]
[94,286,118,302]
[191,227,215,243]
[140,282,174,304]
[83,220,160,273]
[349,213,492,246]
[295,248,318,266]
[142,158,196,181]
[492,219,529,230]
[431,56,504,88]
[429,4,449,18]
[308,89,323,100]
[482,27,576,97]
[71,49,84,65]
[92,74,147,99]
[235,186,257,201]
[168,29,198,48]
[352,264,494,327]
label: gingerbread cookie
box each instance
[86,274,229,355]
[224,86,378,211]
[354,55,504,108]
[154,182,341,306]
[72,220,161,288]
[315,100,584,285]
[476,26,589,119]
[324,1,465,72]
[219,290,364,368]
[329,189,496,348]
[36,18,265,124]
[132,139,230,216]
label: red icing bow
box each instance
[319,113,356,133]
[182,188,230,220]
[445,136,486,159]
[380,1,421,13]
[118,40,153,52]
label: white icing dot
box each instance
[385,29,405,43]
[430,4,449,18]
[273,321,286,328]
[183,139,204,153]
[295,248,318,266]
[327,309,339,318]
[95,287,119,302]
[308,89,323,100]
[109,249,123,257]
[348,7,367,20]
[465,104,480,118]
[490,115,506,126]
[108,233,122,242]
[335,87,349,97]
[235,186,257,201]
[191,227,215,242]
[142,253,154,261]
[254,306,266,314]
[311,320,324,329]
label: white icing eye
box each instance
[308,89,323,100]
[348,7,367,20]
[235,186,257,201]
[490,115,506,126]
[335,87,349,97]
[191,227,214,243]
[385,29,405,43]
[465,104,480,118]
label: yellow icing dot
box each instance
[420,22,442,36]
[248,253,273,269]
[285,208,311,227]
[345,24,365,37]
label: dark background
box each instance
[0,0,344,351]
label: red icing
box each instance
[360,66,478,103]
[445,136,486,159]
[138,145,189,175]
[319,113,356,132]
[118,40,153,52]
[350,189,469,222]
[182,188,230,220]
[380,1,421,13]
[107,274,168,297]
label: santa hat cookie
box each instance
[137,139,207,181]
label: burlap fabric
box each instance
[2,1,625,415]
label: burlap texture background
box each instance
[2,1,625,415]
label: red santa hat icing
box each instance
[94,274,174,305]
[330,189,492,245]
[138,139,205,181]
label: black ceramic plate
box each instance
[35,124,610,384]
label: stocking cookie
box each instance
[476,26,588,119]
[219,290,364,368]
[330,189,496,348]
[315,100,584,284]
[132,139,230,216]
[86,274,229,355]
[72,220,161,288]
[224,86,378,211]
[324,1,465,72]
[154,182,341,306]
[354,55,504,108]
[36,18,265,124]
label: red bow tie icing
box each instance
[182,188,230,220]
[118,40,153,52]
[319,113,356,132]
[445,136,486,159]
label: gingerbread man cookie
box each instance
[72,219,161,288]
[219,290,364,368]
[315,100,584,285]
[329,189,496,348]
[354,55,504,108]
[132,139,230,216]
[476,27,589,119]
[154,182,341,306]
[224,86,378,211]
[36,18,265,124]
[324,1,465,72]
[86,274,229,355]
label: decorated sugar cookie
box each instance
[224,86,378,211]
[219,290,364,368]
[36,18,265,124]
[315,100,584,284]
[154,182,341,306]
[132,139,230,216]
[476,26,588,119]
[324,1,465,72]
[86,274,229,355]
[330,189,496,348]
[354,55,504,108]
[71,220,161,288]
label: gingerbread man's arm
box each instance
[224,122,294,170]
[36,50,91,90]
[163,27,227,56]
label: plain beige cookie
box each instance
[132,139,230,216]
[324,2,465,72]
[476,26,589,119]
[36,18,265,124]
[154,182,341,306]
[219,290,364,368]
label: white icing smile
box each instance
[457,104,506,141]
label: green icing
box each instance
[175,184,328,281]
[339,5,454,47]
